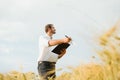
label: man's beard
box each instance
[53,31,56,34]
[52,31,56,34]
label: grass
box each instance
[0,22,120,80]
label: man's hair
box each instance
[45,24,53,33]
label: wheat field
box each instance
[0,22,120,80]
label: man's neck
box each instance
[47,33,53,39]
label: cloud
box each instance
[0,46,13,54]
[0,20,33,42]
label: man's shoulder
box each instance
[39,35,44,39]
[39,35,48,40]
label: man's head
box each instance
[45,24,56,34]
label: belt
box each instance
[38,61,56,64]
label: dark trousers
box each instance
[37,61,56,80]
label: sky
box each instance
[0,0,120,74]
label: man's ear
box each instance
[48,28,51,32]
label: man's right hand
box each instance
[63,37,72,43]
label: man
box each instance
[37,24,71,80]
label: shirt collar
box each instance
[46,34,53,40]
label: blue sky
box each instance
[0,0,120,74]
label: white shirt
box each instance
[37,35,59,62]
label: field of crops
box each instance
[0,23,120,80]
[56,23,120,80]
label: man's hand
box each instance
[63,37,72,43]
[58,49,66,59]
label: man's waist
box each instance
[38,61,56,64]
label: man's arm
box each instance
[48,37,71,46]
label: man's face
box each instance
[50,27,56,34]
